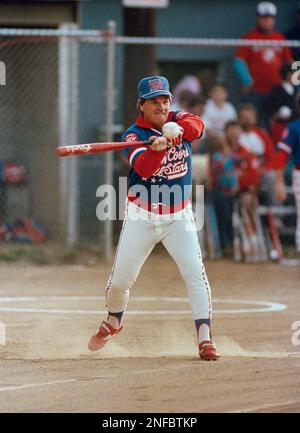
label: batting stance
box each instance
[88,76,220,360]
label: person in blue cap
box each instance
[88,76,220,361]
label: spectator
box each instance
[285,2,300,61]
[238,103,277,205]
[173,75,201,103]
[264,63,298,144]
[224,122,261,250]
[187,95,207,154]
[202,82,237,138]
[274,96,300,254]
[209,146,238,251]
[172,75,202,111]
[238,104,274,168]
[171,89,195,111]
[225,121,260,195]
[234,2,293,126]
[209,121,261,251]
[187,94,206,118]
[172,68,217,106]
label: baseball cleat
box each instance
[88,320,123,351]
[199,340,220,361]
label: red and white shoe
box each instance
[199,340,220,361]
[88,320,123,351]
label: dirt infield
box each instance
[0,252,299,413]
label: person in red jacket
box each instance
[209,121,260,251]
[234,2,293,126]
[225,121,260,194]
[238,103,277,205]
[88,75,220,361]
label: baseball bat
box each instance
[267,209,283,261]
[56,140,152,157]
[206,202,222,258]
[232,200,242,262]
[238,204,252,262]
[252,197,268,262]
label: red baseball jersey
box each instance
[236,29,293,94]
[231,144,260,192]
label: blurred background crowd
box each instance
[170,1,300,256]
[0,0,299,261]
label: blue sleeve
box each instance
[233,58,253,86]
[283,123,299,152]
[121,130,147,166]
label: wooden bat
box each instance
[204,205,215,259]
[232,200,242,262]
[56,140,152,157]
[267,209,283,261]
[264,225,278,261]
[206,202,222,258]
[237,204,252,262]
[241,205,261,262]
[252,197,268,262]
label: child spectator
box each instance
[209,121,261,251]
[202,82,237,139]
[208,134,238,251]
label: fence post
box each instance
[103,20,117,260]
[58,23,80,247]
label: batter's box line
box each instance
[0,296,287,315]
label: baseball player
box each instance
[88,76,220,361]
[274,101,300,255]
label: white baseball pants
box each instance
[105,201,212,320]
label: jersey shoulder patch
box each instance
[124,132,139,143]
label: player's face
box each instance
[257,16,275,32]
[140,96,171,129]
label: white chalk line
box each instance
[0,296,287,315]
[225,351,300,358]
[229,399,300,413]
[0,350,299,396]
[0,364,192,394]
[0,379,78,393]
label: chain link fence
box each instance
[0,26,299,259]
[0,25,113,254]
